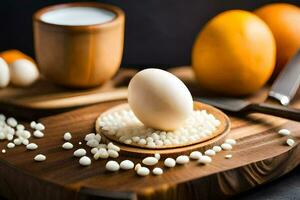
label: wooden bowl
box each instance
[33,2,125,88]
[96,101,231,156]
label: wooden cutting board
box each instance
[0,67,299,200]
[0,68,136,119]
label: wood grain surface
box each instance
[0,67,299,200]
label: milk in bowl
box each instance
[41,6,116,26]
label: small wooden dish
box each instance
[33,2,125,88]
[96,101,231,155]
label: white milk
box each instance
[41,7,116,26]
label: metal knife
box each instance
[269,49,300,106]
[196,97,300,121]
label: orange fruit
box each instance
[0,49,35,64]
[255,3,300,76]
[192,10,276,96]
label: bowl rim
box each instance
[33,2,125,31]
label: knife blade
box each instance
[195,97,300,121]
[269,49,300,106]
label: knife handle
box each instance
[249,103,300,121]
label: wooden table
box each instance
[0,67,299,200]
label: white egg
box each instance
[128,68,193,131]
[9,59,39,87]
[0,58,10,88]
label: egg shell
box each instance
[9,59,39,87]
[0,58,10,88]
[128,68,193,131]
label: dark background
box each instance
[1,1,300,199]
[1,0,300,68]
